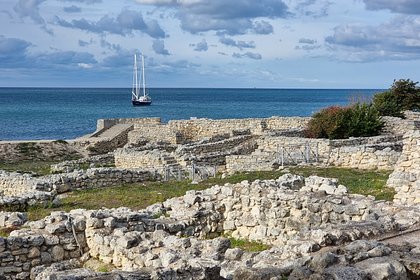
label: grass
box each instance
[26,167,394,221]
[228,237,270,252]
[289,166,394,201]
[16,142,42,158]
[0,160,57,176]
[27,180,208,220]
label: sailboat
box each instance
[132,53,152,106]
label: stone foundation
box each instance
[226,135,402,173]
[0,168,159,202]
[124,116,309,145]
[387,130,420,205]
[2,175,420,279]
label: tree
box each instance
[390,79,420,111]
[373,79,420,117]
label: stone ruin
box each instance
[1,174,420,279]
[0,112,420,279]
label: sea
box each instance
[0,88,382,141]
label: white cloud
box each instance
[326,16,420,62]
[137,0,288,35]
[191,39,208,52]
[232,51,262,60]
[54,9,166,38]
[220,37,255,50]
[152,39,170,55]
[14,0,46,24]
[363,0,420,15]
[78,62,93,68]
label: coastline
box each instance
[0,87,380,141]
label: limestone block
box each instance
[319,184,336,195]
[354,257,407,280]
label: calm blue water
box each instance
[0,88,381,140]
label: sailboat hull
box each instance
[132,100,152,106]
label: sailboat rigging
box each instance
[132,53,152,106]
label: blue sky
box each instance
[0,0,419,88]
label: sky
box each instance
[0,0,419,88]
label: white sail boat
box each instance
[132,53,152,106]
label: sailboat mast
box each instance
[141,54,146,97]
[136,54,140,98]
[132,53,139,99]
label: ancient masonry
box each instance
[0,112,419,279]
[387,130,420,205]
[1,175,420,279]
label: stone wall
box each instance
[176,135,257,166]
[387,130,420,205]
[176,135,253,156]
[0,171,41,197]
[265,116,310,131]
[327,135,402,170]
[95,117,161,132]
[114,149,171,170]
[382,115,420,135]
[328,142,401,170]
[168,117,309,143]
[226,135,402,173]
[0,141,82,163]
[50,153,115,173]
[116,116,310,147]
[0,212,87,279]
[128,124,180,145]
[117,135,257,169]
[83,126,133,155]
[0,168,158,199]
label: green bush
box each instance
[304,106,349,139]
[345,103,384,137]
[372,91,403,118]
[305,103,383,139]
[373,79,420,117]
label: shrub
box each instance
[304,106,350,139]
[372,90,403,118]
[305,103,383,139]
[373,79,420,117]
[345,103,384,137]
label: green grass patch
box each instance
[26,168,394,221]
[27,180,208,220]
[289,166,394,201]
[228,237,270,252]
[0,161,57,176]
[16,142,42,158]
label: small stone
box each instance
[28,247,40,259]
[51,245,65,261]
[225,248,244,261]
[310,252,338,271]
